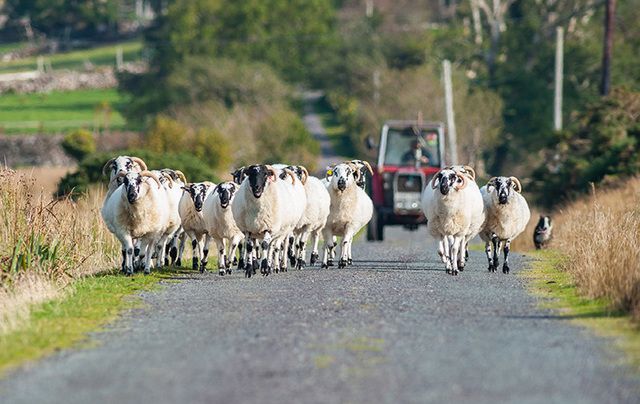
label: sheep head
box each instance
[102,156,147,180]
[430,168,467,195]
[486,176,521,205]
[213,181,238,209]
[181,182,213,212]
[330,163,357,193]
[120,170,160,204]
[245,165,276,199]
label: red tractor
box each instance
[366,120,446,241]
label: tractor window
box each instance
[384,128,440,167]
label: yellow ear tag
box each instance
[326,169,333,176]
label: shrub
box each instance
[61,129,96,161]
[56,149,218,198]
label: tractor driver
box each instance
[401,138,432,166]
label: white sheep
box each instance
[322,162,373,268]
[232,164,295,277]
[159,168,188,266]
[179,181,216,272]
[296,171,330,268]
[421,166,484,275]
[101,171,169,275]
[102,156,147,197]
[203,181,244,276]
[479,176,530,274]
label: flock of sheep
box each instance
[99,156,530,277]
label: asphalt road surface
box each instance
[1,227,638,403]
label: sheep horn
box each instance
[130,157,147,172]
[510,176,523,193]
[455,172,468,190]
[298,166,309,185]
[162,172,174,188]
[174,170,187,184]
[462,165,476,181]
[139,170,162,188]
[102,157,116,176]
[431,171,442,189]
[284,168,296,184]
[362,160,373,175]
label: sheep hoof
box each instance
[347,258,353,265]
[296,259,306,270]
[502,264,510,274]
[164,258,170,267]
[238,258,245,270]
[457,262,465,271]
[175,258,182,267]
[124,267,134,276]
[451,269,458,276]
[261,259,269,275]
[219,269,225,276]
[245,268,252,278]
[144,267,151,275]
[232,257,238,266]
[327,259,334,267]
[310,253,319,265]
[338,259,347,269]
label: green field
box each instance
[0,40,142,74]
[0,88,130,134]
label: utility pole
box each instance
[554,26,564,131]
[373,70,380,105]
[116,46,124,71]
[442,60,458,165]
[365,0,374,18]
[600,0,616,96]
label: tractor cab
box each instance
[367,120,445,241]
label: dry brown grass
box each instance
[509,207,543,252]
[0,168,118,334]
[553,178,640,319]
[13,166,74,196]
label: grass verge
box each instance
[0,267,193,376]
[0,88,129,134]
[523,250,640,371]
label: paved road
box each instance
[302,90,345,176]
[1,227,638,403]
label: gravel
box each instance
[0,227,638,404]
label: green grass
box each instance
[313,95,356,158]
[0,266,197,376]
[0,40,143,74]
[523,250,640,371]
[0,42,29,56]
[0,88,131,134]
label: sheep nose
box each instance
[439,182,450,195]
[337,178,346,190]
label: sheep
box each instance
[232,164,296,277]
[159,169,188,266]
[203,181,244,276]
[101,171,170,275]
[479,176,530,274]
[534,215,553,250]
[271,164,308,270]
[102,156,147,197]
[291,167,331,268]
[147,169,186,268]
[179,181,216,272]
[322,162,373,269]
[421,166,484,275]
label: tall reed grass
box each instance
[553,178,640,320]
[0,169,118,333]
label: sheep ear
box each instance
[430,172,441,189]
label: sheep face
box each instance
[487,176,521,205]
[330,164,356,192]
[183,183,211,212]
[246,165,276,198]
[431,169,466,196]
[214,182,237,209]
[122,172,155,204]
[536,215,552,232]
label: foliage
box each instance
[531,88,640,208]
[56,149,218,197]
[61,129,95,161]
[2,0,121,39]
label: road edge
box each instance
[521,250,640,373]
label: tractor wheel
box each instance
[367,210,384,241]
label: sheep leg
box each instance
[281,236,290,272]
[491,234,500,271]
[244,236,255,278]
[214,238,225,276]
[310,230,321,266]
[442,237,452,273]
[228,235,242,274]
[191,237,199,271]
[438,240,447,264]
[347,236,353,265]
[297,230,310,270]
[287,235,297,267]
[139,238,155,275]
[449,236,462,276]
[485,241,495,272]
[156,235,169,268]
[260,232,272,275]
[237,241,244,269]
[201,235,211,273]
[176,231,186,267]
[120,235,135,276]
[502,239,511,274]
[321,228,332,268]
[339,232,354,269]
